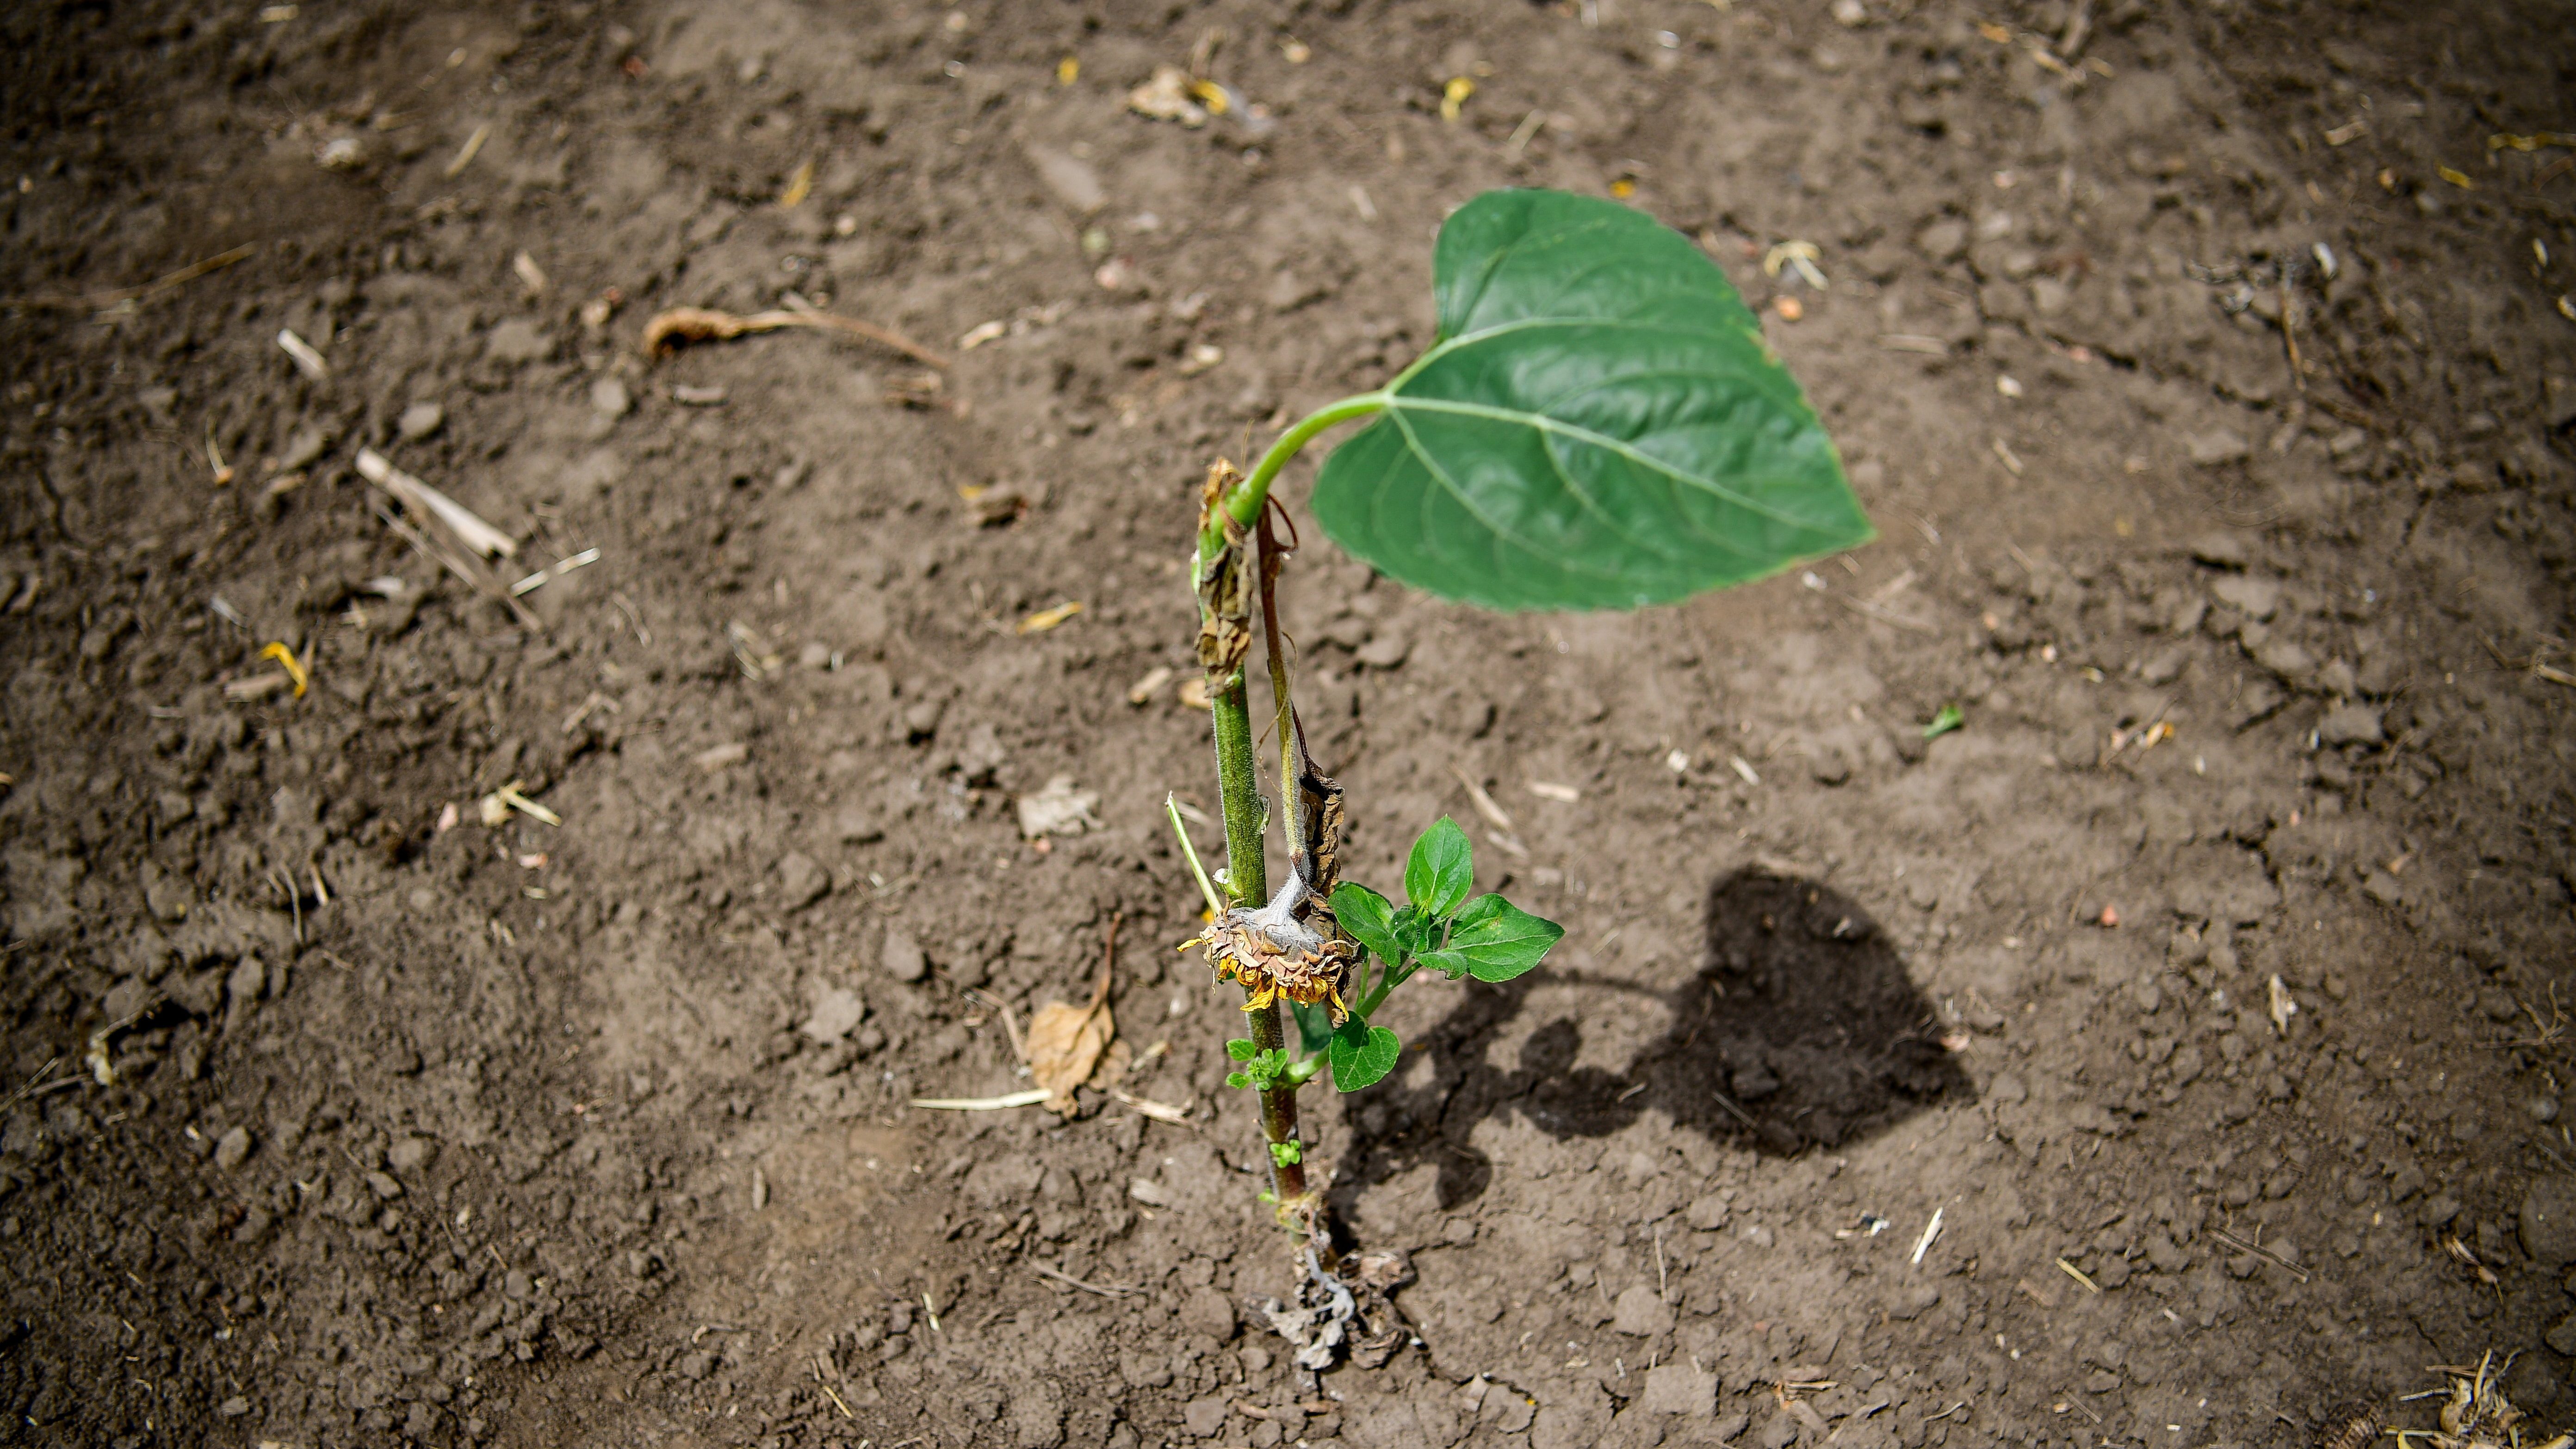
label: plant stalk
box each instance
[1196,407,1387,1231]
[1205,669,1308,1211]
[1206,670,1266,908]
[1351,964,1408,1024]
[1198,393,1385,562]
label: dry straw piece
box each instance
[640,305,947,369]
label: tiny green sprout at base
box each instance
[1177,187,1869,1313]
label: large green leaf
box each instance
[1310,189,1871,611]
[1418,893,1564,983]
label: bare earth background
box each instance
[3,1,2574,1445]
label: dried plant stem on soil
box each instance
[639,305,948,369]
[0,241,254,310]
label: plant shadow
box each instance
[1323,867,1971,1216]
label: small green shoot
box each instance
[1222,1039,1296,1092]
[1923,703,1964,740]
[1212,818,1562,1096]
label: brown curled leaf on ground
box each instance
[1090,1036,1132,1095]
[639,305,949,369]
[1028,914,1121,1113]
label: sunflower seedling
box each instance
[1176,189,1869,1318]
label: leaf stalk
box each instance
[1165,794,1226,918]
[1199,393,1385,562]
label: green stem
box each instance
[1194,398,1388,1232]
[1208,672,1308,1209]
[1351,956,1415,1024]
[1197,393,1385,561]
[1208,675,1265,906]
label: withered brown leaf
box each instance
[1028,917,1121,1114]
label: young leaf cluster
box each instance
[1223,1038,1323,1092]
[1287,817,1563,1093]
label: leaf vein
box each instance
[1387,396,1830,534]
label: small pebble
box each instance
[396,401,445,441]
[590,377,632,417]
[1355,632,1411,669]
[2522,1177,2576,1267]
[881,930,929,984]
[775,851,830,912]
[2187,429,2250,467]
[485,319,552,365]
[1611,1282,1675,1336]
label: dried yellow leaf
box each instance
[1017,600,1084,634]
[259,641,309,699]
[1440,75,1474,123]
